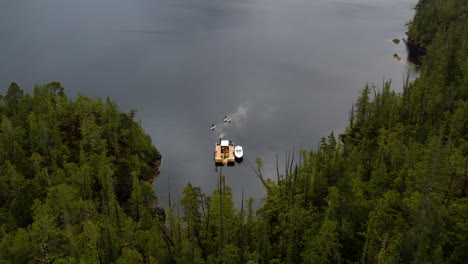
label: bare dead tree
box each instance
[276,154,280,183]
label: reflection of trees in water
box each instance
[405,39,425,66]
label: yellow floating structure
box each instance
[215,140,235,166]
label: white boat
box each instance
[210,124,216,130]
[234,145,243,159]
[224,116,231,123]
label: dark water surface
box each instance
[0,0,417,207]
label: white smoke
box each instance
[215,104,249,139]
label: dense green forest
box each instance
[1,0,467,263]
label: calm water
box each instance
[0,0,417,207]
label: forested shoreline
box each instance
[1,0,467,263]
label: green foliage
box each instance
[117,247,144,264]
[303,220,342,264]
[0,83,162,263]
[235,1,468,262]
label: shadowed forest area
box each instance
[1,0,467,263]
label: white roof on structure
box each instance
[221,140,230,146]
